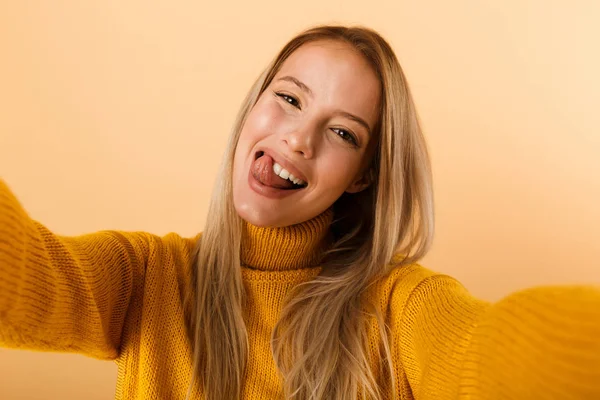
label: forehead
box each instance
[274,40,381,126]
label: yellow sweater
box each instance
[1,178,599,399]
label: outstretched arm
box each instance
[397,273,600,399]
[0,178,151,360]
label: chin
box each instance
[232,182,299,228]
[235,205,286,228]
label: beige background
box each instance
[1,0,599,398]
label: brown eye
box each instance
[332,128,358,146]
[275,92,301,109]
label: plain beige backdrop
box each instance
[1,0,599,398]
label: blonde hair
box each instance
[185,25,434,399]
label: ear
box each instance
[345,168,374,194]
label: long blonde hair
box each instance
[185,25,434,399]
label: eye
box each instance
[275,92,301,109]
[332,128,358,146]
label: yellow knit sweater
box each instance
[1,178,599,399]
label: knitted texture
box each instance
[1,178,599,399]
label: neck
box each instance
[240,208,334,271]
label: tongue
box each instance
[252,154,296,189]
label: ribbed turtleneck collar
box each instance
[240,208,334,271]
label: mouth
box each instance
[253,151,308,190]
[247,150,307,199]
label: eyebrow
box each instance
[335,111,372,136]
[276,75,373,136]
[277,75,313,97]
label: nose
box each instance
[281,123,318,159]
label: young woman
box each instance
[0,25,598,400]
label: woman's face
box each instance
[232,39,381,227]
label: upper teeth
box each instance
[273,162,306,186]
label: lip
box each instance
[256,148,308,184]
[247,164,305,199]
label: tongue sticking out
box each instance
[252,154,297,190]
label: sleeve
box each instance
[0,178,151,360]
[397,274,600,399]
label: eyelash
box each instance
[274,91,359,147]
[276,92,301,108]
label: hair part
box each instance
[185,24,434,400]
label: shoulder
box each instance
[156,231,201,261]
[363,254,491,332]
[112,231,201,312]
[88,230,201,289]
[366,255,463,310]
[90,230,201,263]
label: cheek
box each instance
[317,151,363,192]
[234,99,285,177]
[242,99,285,141]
